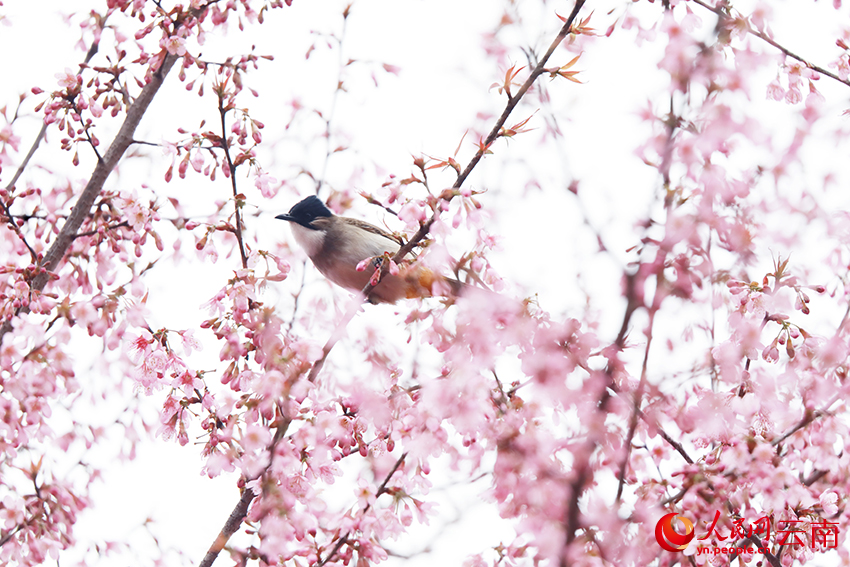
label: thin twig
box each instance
[771,398,836,447]
[285,259,309,333]
[315,452,408,567]
[315,6,351,195]
[307,296,363,382]
[615,310,656,502]
[648,415,695,464]
[2,27,100,197]
[0,199,38,263]
[3,123,48,198]
[389,0,587,265]
[1,29,104,265]
[74,220,130,239]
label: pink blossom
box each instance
[397,200,428,229]
[0,125,21,151]
[160,35,187,56]
[55,68,79,89]
[766,78,785,101]
[254,172,278,197]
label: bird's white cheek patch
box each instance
[290,224,326,257]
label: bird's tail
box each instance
[403,267,490,301]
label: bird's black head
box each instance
[275,195,333,229]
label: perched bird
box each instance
[276,195,461,304]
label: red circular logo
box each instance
[655,513,695,552]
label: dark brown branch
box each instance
[197,488,254,567]
[650,415,695,464]
[803,469,828,486]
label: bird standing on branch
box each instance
[276,196,463,304]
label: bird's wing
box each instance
[343,218,405,247]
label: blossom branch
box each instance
[566,238,651,556]
[198,416,293,567]
[389,0,588,266]
[0,51,180,344]
[1,28,106,268]
[691,0,850,89]
[614,91,684,503]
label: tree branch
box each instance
[197,488,254,567]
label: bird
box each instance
[276,195,462,304]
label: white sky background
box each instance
[2,0,850,565]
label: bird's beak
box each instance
[275,213,294,222]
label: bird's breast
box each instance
[289,223,327,257]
